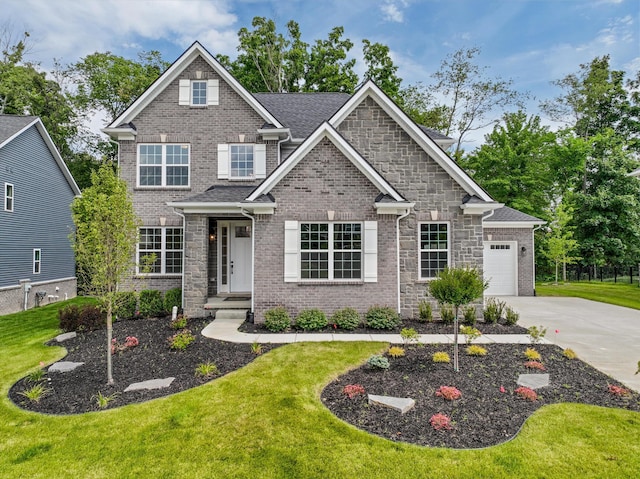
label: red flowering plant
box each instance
[607,384,631,398]
[435,385,462,401]
[524,361,546,371]
[430,413,452,431]
[342,384,366,399]
[111,336,139,354]
[515,386,538,401]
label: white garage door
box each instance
[484,242,517,296]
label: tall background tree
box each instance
[70,163,143,384]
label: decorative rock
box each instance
[54,332,77,342]
[48,361,84,373]
[124,377,175,392]
[517,373,550,390]
[368,394,415,414]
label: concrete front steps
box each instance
[204,296,251,310]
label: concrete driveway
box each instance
[504,296,640,392]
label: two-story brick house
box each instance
[103,42,542,321]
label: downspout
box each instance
[532,224,544,296]
[107,138,120,169]
[276,132,291,165]
[396,208,411,314]
[173,209,186,309]
[240,208,255,314]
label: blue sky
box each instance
[4,0,639,147]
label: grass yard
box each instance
[537,281,640,310]
[1,299,640,478]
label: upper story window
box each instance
[217,143,267,180]
[4,183,13,212]
[179,78,219,106]
[33,248,41,274]
[138,144,190,187]
[419,222,450,279]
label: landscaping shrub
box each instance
[388,346,405,358]
[504,306,519,325]
[114,291,137,319]
[607,384,631,398]
[365,306,401,330]
[139,289,164,318]
[164,288,182,313]
[515,386,538,401]
[343,384,366,399]
[462,305,477,326]
[170,315,188,330]
[418,300,432,322]
[168,330,195,350]
[367,355,390,370]
[430,413,452,431]
[466,345,487,356]
[524,361,546,371]
[527,325,547,344]
[483,297,505,324]
[60,304,106,332]
[295,308,328,331]
[563,348,578,359]
[435,385,462,400]
[460,325,481,344]
[439,304,454,324]
[524,347,541,361]
[400,327,419,344]
[432,351,451,363]
[264,306,291,332]
[331,307,361,330]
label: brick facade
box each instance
[0,277,76,315]
[484,227,536,296]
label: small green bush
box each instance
[388,346,405,358]
[169,330,195,350]
[563,348,578,360]
[170,314,188,330]
[418,300,432,322]
[504,306,519,326]
[462,305,477,326]
[432,351,451,363]
[528,325,547,344]
[331,307,361,330]
[483,297,505,324]
[365,306,401,330]
[524,347,541,361]
[295,308,328,331]
[400,327,419,344]
[60,304,106,332]
[264,306,291,332]
[466,345,487,356]
[139,290,164,318]
[164,288,182,313]
[439,304,455,324]
[114,291,137,319]
[367,354,390,370]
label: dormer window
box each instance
[179,79,219,106]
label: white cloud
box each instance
[381,1,408,23]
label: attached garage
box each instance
[482,207,545,297]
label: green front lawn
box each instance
[1,300,639,478]
[537,281,640,310]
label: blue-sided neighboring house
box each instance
[0,115,80,315]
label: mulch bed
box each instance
[9,316,278,415]
[320,343,640,449]
[239,317,529,335]
[9,317,639,450]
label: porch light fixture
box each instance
[521,246,526,254]
[209,233,216,241]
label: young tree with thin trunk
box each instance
[428,267,487,372]
[70,163,143,384]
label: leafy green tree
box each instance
[304,26,357,93]
[361,39,401,98]
[67,50,169,121]
[428,267,487,372]
[460,111,557,217]
[70,163,144,384]
[545,201,580,283]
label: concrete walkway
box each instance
[504,296,640,392]
[201,316,542,345]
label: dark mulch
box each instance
[320,343,640,449]
[9,316,278,415]
[239,317,528,335]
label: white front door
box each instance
[484,241,518,296]
[229,222,252,293]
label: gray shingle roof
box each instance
[0,115,37,145]
[253,93,350,139]
[418,125,451,142]
[176,185,274,204]
[484,206,545,224]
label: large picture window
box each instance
[419,223,449,279]
[138,227,183,275]
[300,223,361,280]
[138,144,190,187]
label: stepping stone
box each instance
[517,373,550,390]
[368,394,415,414]
[124,377,175,392]
[54,332,77,342]
[48,361,84,373]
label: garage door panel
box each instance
[484,242,517,296]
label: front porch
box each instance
[204,295,251,311]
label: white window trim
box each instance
[190,80,207,106]
[4,183,14,212]
[299,222,364,282]
[229,143,255,180]
[418,221,451,280]
[179,78,219,106]
[33,248,41,274]
[136,227,184,276]
[137,144,191,188]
